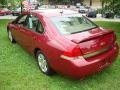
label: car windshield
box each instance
[50,14,97,35]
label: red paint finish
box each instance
[52,44,119,79]
[7,9,119,79]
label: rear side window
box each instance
[26,15,38,31]
[28,16,44,33]
[26,15,44,33]
[36,21,44,33]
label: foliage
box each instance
[0,0,7,7]
[101,0,120,15]
[0,0,21,8]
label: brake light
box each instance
[61,46,82,60]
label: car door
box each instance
[13,13,45,54]
[26,15,47,54]
[10,14,28,44]
[18,14,46,54]
[18,14,39,52]
[21,14,47,54]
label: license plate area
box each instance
[99,57,111,69]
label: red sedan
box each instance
[7,9,119,79]
[0,8,11,15]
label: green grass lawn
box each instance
[0,20,120,90]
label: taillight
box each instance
[61,46,82,60]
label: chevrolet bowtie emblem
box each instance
[100,42,106,46]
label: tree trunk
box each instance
[90,0,92,6]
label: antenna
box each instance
[60,10,63,15]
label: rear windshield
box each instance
[50,14,97,35]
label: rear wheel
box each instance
[36,50,55,75]
[8,30,16,43]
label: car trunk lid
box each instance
[64,28,115,58]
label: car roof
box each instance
[32,9,79,17]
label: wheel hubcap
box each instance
[38,54,48,72]
[8,31,12,41]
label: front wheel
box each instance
[36,50,55,75]
[8,30,16,43]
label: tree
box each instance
[90,0,92,6]
[101,0,120,15]
[0,0,21,8]
[0,0,7,7]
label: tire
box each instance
[8,30,16,43]
[12,13,15,16]
[36,50,55,75]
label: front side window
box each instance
[17,15,28,25]
[50,14,97,35]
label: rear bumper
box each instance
[53,44,119,79]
